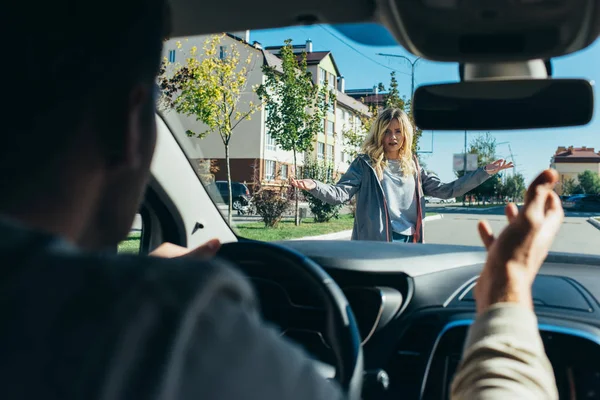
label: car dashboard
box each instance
[241,241,600,400]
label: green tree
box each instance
[562,177,578,196]
[455,132,499,203]
[385,71,404,109]
[504,173,527,202]
[257,39,332,225]
[577,170,600,194]
[159,35,261,225]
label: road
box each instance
[282,204,600,256]
[422,205,600,256]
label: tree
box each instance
[455,132,499,203]
[562,177,578,196]
[257,39,332,225]
[577,170,600,194]
[504,173,526,202]
[159,35,261,225]
[468,132,497,166]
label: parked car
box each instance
[562,194,600,212]
[207,181,251,211]
[425,197,453,204]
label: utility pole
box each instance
[463,130,467,206]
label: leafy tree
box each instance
[577,170,600,194]
[562,177,578,196]
[469,132,497,166]
[302,159,342,222]
[257,39,332,225]
[341,125,366,162]
[385,71,404,110]
[159,35,261,225]
[455,132,499,203]
[504,173,526,202]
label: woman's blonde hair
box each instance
[361,107,415,180]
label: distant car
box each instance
[562,194,600,212]
[425,197,451,204]
[207,181,251,211]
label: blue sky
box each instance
[251,24,600,184]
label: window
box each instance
[319,68,326,85]
[327,120,335,137]
[281,164,288,179]
[168,49,176,63]
[219,45,227,60]
[327,144,334,162]
[317,142,325,160]
[265,132,276,151]
[118,213,143,254]
[264,160,276,180]
[328,73,336,90]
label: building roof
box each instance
[261,49,283,72]
[336,91,370,115]
[552,146,600,163]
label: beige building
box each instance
[550,146,600,195]
[162,34,368,186]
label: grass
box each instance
[236,214,356,241]
[118,231,141,254]
[117,212,440,249]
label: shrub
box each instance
[302,160,342,223]
[249,160,292,227]
[251,189,290,227]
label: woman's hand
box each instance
[484,159,514,175]
[290,178,317,191]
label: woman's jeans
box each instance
[392,232,413,243]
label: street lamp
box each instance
[376,53,422,100]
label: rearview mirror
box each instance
[413,79,594,130]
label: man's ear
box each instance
[119,83,152,171]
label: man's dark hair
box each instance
[0,1,170,206]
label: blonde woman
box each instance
[291,108,513,243]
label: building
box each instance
[162,34,368,187]
[346,87,387,109]
[550,146,600,194]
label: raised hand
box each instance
[475,169,563,314]
[484,159,514,175]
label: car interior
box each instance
[136,0,600,399]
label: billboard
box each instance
[453,153,478,172]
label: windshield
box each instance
[159,24,600,256]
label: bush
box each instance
[302,160,342,223]
[251,188,290,227]
[249,160,292,227]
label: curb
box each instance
[424,214,443,222]
[294,213,443,241]
[291,229,353,241]
[587,217,600,231]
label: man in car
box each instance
[0,1,558,399]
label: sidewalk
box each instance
[293,214,443,241]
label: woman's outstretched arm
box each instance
[290,158,364,205]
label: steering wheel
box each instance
[218,240,364,399]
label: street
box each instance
[422,205,600,256]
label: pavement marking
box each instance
[587,217,600,231]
